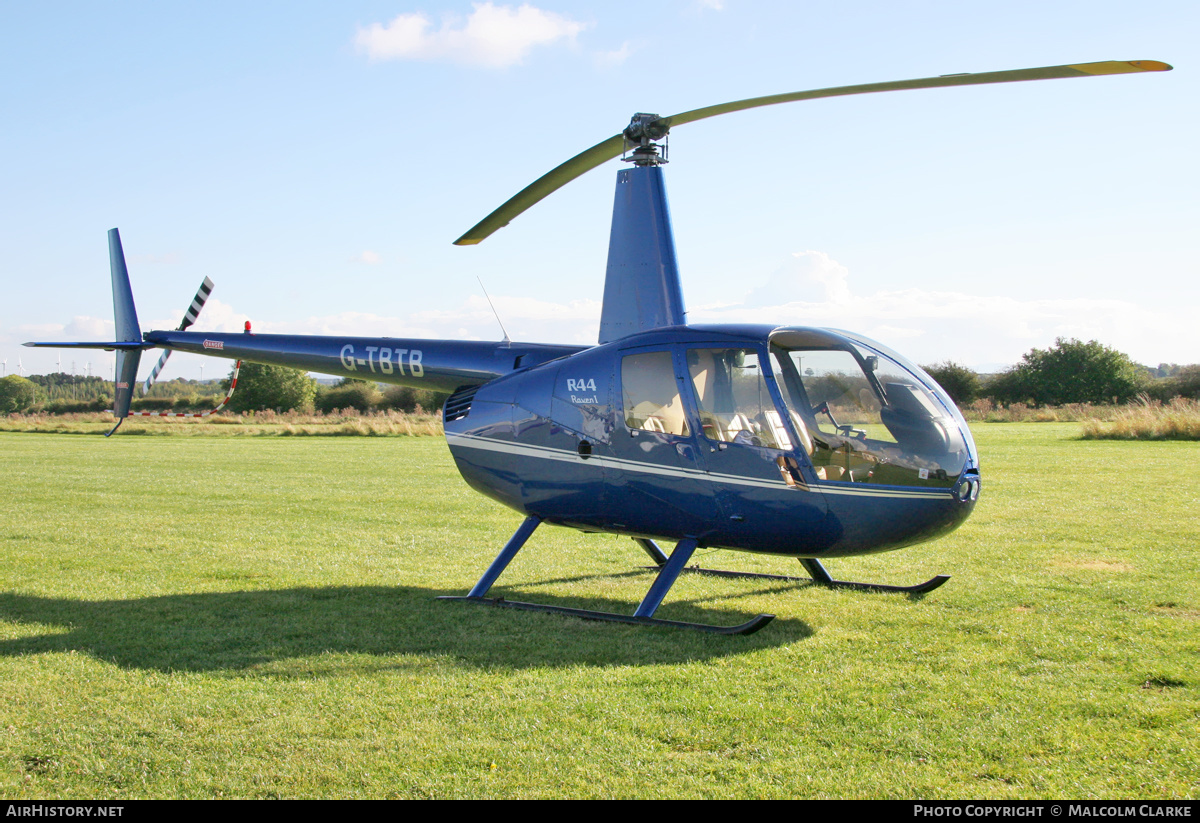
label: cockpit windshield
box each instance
[767,329,973,488]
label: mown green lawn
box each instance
[0,425,1195,798]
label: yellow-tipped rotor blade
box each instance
[454,60,1171,246]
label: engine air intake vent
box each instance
[443,386,480,423]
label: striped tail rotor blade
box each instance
[141,276,215,394]
[142,349,172,394]
[179,277,214,331]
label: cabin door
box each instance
[681,345,831,552]
[607,347,720,541]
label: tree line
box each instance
[215,363,449,415]
[0,363,448,416]
[3,338,1196,415]
[921,338,1199,407]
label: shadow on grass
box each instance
[0,584,812,673]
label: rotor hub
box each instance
[622,112,669,144]
[622,113,669,166]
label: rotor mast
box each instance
[597,112,686,344]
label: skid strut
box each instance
[438,518,774,635]
[638,539,949,594]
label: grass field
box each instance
[0,425,1196,799]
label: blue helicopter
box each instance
[28,60,1170,634]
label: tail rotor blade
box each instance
[179,277,214,331]
[141,350,172,395]
[141,276,215,394]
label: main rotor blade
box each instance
[455,134,625,245]
[453,60,1169,246]
[656,60,1170,131]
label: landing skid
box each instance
[437,517,775,635]
[639,540,949,595]
[798,558,949,594]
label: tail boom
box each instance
[143,330,585,393]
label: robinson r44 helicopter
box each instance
[28,59,1170,635]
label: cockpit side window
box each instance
[685,348,790,450]
[781,349,898,445]
[621,351,690,436]
[769,342,967,487]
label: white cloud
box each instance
[14,316,113,340]
[242,293,600,346]
[22,252,1180,378]
[5,317,118,377]
[689,251,1194,369]
[64,316,113,338]
[173,253,1192,367]
[593,41,633,69]
[356,3,589,68]
[271,311,438,339]
[172,298,252,335]
[352,250,381,265]
[744,250,851,306]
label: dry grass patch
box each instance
[1081,397,1200,441]
[1,409,444,437]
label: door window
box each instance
[621,350,690,436]
[685,348,790,450]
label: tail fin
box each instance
[107,229,143,435]
[109,229,140,344]
[23,228,149,434]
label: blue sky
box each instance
[2,1,1196,382]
